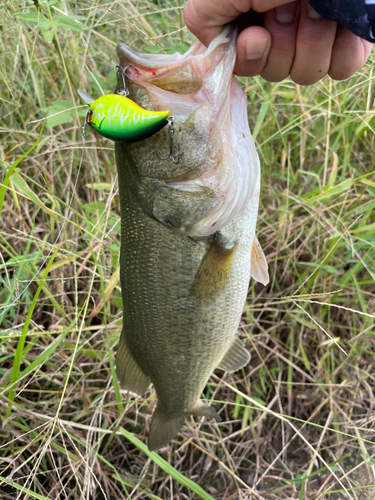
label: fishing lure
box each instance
[78,66,180,163]
[78,89,171,143]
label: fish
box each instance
[114,26,269,451]
[77,89,171,143]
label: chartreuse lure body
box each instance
[78,90,171,143]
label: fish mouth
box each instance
[117,26,236,96]
[115,26,260,237]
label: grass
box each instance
[1,0,375,498]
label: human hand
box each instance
[183,0,372,85]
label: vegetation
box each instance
[1,0,375,498]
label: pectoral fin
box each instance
[191,233,235,299]
[116,335,150,396]
[217,337,250,373]
[250,236,269,286]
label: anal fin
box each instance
[250,236,269,286]
[192,232,235,299]
[116,334,150,396]
[218,337,250,373]
[191,400,221,422]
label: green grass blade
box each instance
[0,476,52,500]
[0,120,45,219]
[6,246,60,418]
[85,239,124,414]
[119,428,216,500]
[18,319,76,380]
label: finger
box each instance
[260,1,299,82]
[290,0,337,85]
[329,26,373,81]
[234,26,272,77]
[184,0,299,47]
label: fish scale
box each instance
[114,26,269,450]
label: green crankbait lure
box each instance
[78,67,180,163]
[78,89,171,143]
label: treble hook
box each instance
[82,110,92,143]
[156,116,180,164]
[114,65,132,97]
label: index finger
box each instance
[184,0,298,46]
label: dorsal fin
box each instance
[116,334,150,395]
[250,236,269,286]
[77,89,95,105]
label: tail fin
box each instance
[148,401,221,451]
[148,408,185,451]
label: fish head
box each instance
[116,26,260,237]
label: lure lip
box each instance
[77,89,95,105]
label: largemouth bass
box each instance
[114,26,269,451]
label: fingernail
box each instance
[307,4,321,19]
[245,38,268,60]
[275,2,298,23]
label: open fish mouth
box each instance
[116,26,260,237]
